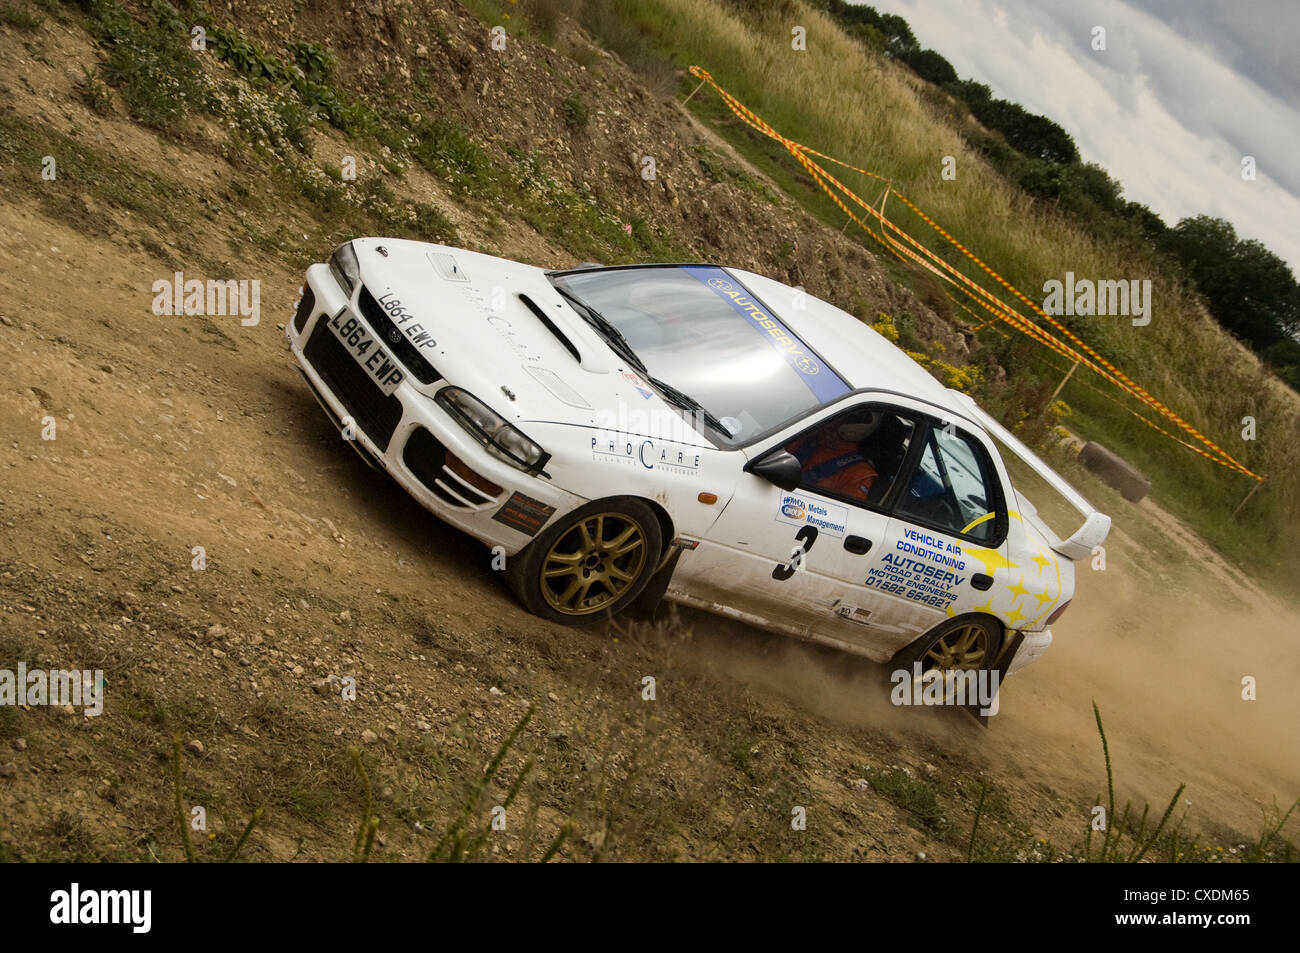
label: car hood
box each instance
[350,238,712,447]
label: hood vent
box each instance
[518,293,581,363]
[526,365,592,409]
[427,251,469,281]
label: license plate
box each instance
[326,308,405,395]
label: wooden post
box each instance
[1048,361,1078,405]
[1232,478,1265,519]
[681,78,706,105]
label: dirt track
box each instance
[695,550,1300,841]
[3,190,1297,858]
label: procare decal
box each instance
[681,266,850,404]
[589,432,701,474]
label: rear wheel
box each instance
[892,616,1003,687]
[506,498,663,625]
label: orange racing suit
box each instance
[788,434,877,502]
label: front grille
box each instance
[403,427,500,509]
[402,426,446,494]
[358,286,442,384]
[292,285,315,333]
[304,319,404,450]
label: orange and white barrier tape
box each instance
[687,66,1263,482]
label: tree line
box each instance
[817,0,1300,389]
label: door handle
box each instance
[971,573,993,591]
[843,535,873,555]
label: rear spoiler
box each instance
[947,390,1111,560]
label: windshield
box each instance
[550,265,850,443]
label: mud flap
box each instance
[962,630,1024,728]
[628,547,681,620]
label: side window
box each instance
[782,406,917,508]
[895,425,1002,541]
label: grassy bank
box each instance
[569,0,1299,590]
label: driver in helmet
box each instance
[788,414,881,502]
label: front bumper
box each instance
[287,264,583,554]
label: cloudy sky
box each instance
[860,0,1300,272]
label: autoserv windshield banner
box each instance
[682,266,849,404]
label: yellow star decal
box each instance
[1032,552,1052,573]
[965,547,1018,574]
[1007,579,1029,599]
[1004,605,1026,625]
[1033,589,1055,608]
[974,596,996,614]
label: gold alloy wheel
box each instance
[923,622,989,671]
[540,512,649,616]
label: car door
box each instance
[668,399,928,659]
[870,419,1014,642]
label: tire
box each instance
[1078,441,1151,503]
[891,615,1004,680]
[506,497,663,625]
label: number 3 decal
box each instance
[773,525,818,581]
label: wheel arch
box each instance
[506,494,671,624]
[890,611,1007,668]
[638,497,677,571]
[572,493,674,554]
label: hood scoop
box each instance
[518,293,581,363]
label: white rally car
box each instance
[287,239,1110,685]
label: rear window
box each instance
[895,426,1004,543]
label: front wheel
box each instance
[506,498,663,625]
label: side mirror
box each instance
[747,450,803,492]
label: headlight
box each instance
[435,386,549,474]
[329,241,361,295]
